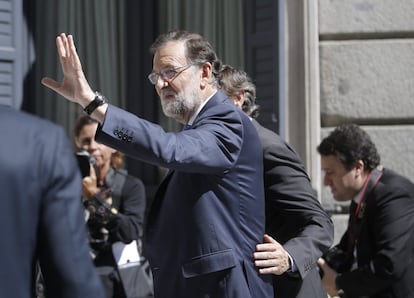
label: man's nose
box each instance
[156,77,169,90]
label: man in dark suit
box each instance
[41,31,273,297]
[218,65,334,298]
[0,105,104,298]
[317,123,414,298]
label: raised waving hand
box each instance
[41,33,95,107]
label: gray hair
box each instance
[150,30,222,86]
[217,65,259,118]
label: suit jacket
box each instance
[328,168,414,298]
[0,105,104,298]
[96,91,273,297]
[252,119,334,298]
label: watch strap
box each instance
[83,92,106,115]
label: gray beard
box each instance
[162,87,201,122]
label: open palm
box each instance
[41,33,94,106]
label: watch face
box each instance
[96,93,106,103]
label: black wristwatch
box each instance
[83,92,107,115]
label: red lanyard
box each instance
[353,169,383,219]
[349,168,383,247]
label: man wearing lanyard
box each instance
[316,123,414,298]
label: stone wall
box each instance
[317,0,414,242]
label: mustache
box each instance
[160,88,177,98]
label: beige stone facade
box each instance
[282,0,414,242]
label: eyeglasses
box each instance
[148,63,196,85]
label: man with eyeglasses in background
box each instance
[41,30,273,297]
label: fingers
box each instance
[66,34,83,71]
[263,234,277,244]
[82,173,99,198]
[56,33,69,60]
[254,249,276,261]
[40,33,67,95]
[254,237,290,275]
[65,34,76,62]
[256,265,287,275]
[56,33,82,70]
[40,77,60,91]
[42,32,96,106]
[256,264,278,274]
[256,242,277,251]
[254,246,287,262]
[317,257,326,267]
[256,237,282,253]
[254,254,290,275]
[89,164,96,179]
[255,240,282,263]
[68,34,76,58]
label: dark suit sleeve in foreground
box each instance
[37,125,105,298]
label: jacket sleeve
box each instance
[96,104,243,175]
[261,129,334,279]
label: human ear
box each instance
[200,62,213,87]
[233,91,245,109]
[355,160,365,175]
